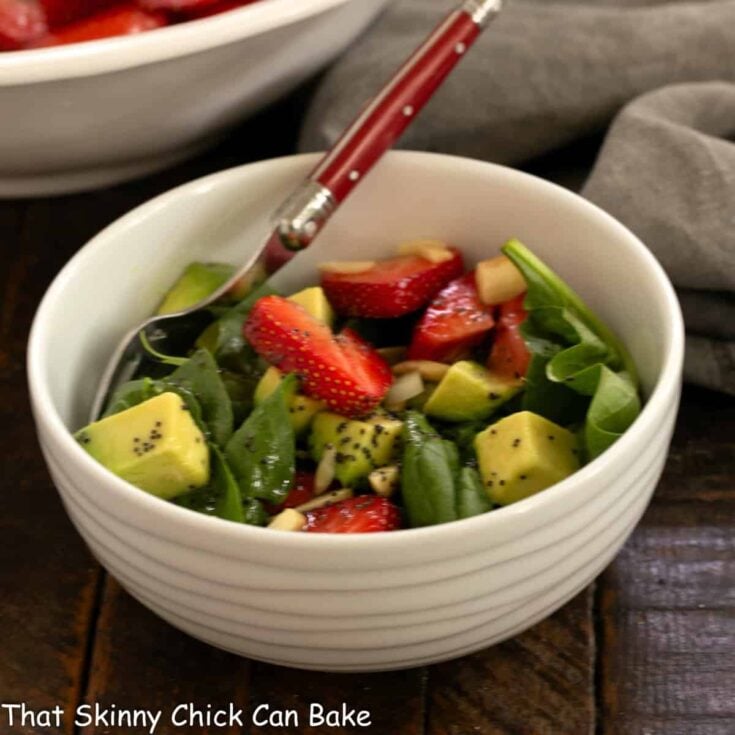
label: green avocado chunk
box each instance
[474,411,580,505]
[287,286,335,327]
[309,412,403,486]
[157,262,235,315]
[254,367,325,435]
[424,360,523,422]
[75,392,210,499]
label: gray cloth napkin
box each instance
[299,0,735,394]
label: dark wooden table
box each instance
[2,94,734,735]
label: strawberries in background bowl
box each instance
[0,0,47,50]
[1,0,261,50]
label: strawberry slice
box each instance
[320,249,464,318]
[487,293,531,379]
[408,272,495,362]
[265,470,315,514]
[0,0,46,50]
[244,296,392,418]
[39,0,117,28]
[304,495,401,534]
[171,0,257,18]
[30,3,166,47]
[137,0,220,11]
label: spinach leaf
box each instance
[503,238,637,379]
[437,420,486,465]
[456,466,493,519]
[220,370,260,427]
[164,349,233,448]
[503,239,641,458]
[102,375,206,434]
[242,498,269,527]
[211,446,246,523]
[225,373,297,504]
[576,366,640,459]
[198,282,278,372]
[174,446,267,526]
[401,412,458,527]
[103,378,158,417]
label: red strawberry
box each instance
[30,3,166,47]
[266,470,315,514]
[320,249,464,318]
[0,0,46,50]
[304,495,401,534]
[488,293,531,379]
[408,272,495,362]
[137,0,219,11]
[244,296,392,418]
[172,0,257,18]
[39,0,117,28]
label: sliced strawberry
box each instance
[0,0,46,50]
[175,0,257,18]
[30,3,166,47]
[244,296,392,418]
[487,293,531,379]
[408,272,495,362]
[321,249,464,319]
[335,327,393,399]
[304,495,401,534]
[137,0,219,11]
[39,0,117,28]
[265,470,315,514]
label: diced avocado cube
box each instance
[75,392,210,500]
[157,262,235,315]
[254,367,325,435]
[309,412,403,486]
[288,286,335,327]
[474,411,580,506]
[424,360,522,422]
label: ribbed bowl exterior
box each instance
[29,153,685,671]
[37,397,678,671]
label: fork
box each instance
[91,0,505,420]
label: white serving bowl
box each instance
[0,0,389,198]
[28,152,684,672]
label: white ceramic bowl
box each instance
[28,152,684,672]
[0,0,389,198]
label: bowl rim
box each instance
[0,0,360,86]
[27,150,685,552]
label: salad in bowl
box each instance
[75,237,642,534]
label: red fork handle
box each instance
[270,0,503,260]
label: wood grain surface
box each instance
[1,95,733,735]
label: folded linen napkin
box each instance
[299,0,735,394]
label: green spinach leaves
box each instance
[503,238,641,459]
[224,374,297,505]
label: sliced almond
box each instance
[377,346,408,365]
[397,239,454,263]
[475,254,527,305]
[368,466,400,497]
[314,444,337,495]
[385,371,424,407]
[318,260,376,275]
[295,488,353,513]
[268,509,306,532]
[392,360,450,383]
